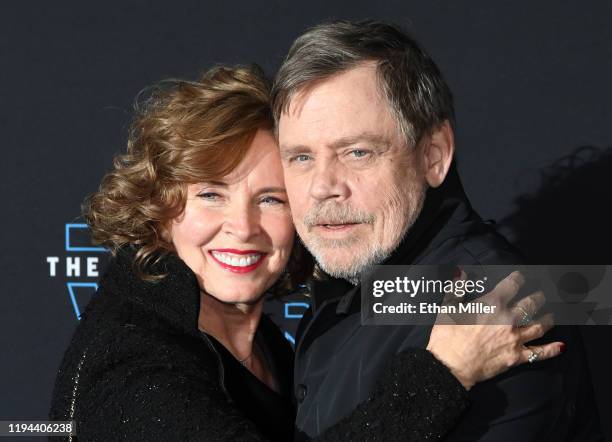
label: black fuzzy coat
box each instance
[49,249,469,441]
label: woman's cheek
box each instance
[270,212,295,252]
[189,209,222,243]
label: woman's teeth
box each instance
[211,252,262,267]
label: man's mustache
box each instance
[303,203,376,228]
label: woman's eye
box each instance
[260,196,284,205]
[197,192,220,200]
[292,154,312,163]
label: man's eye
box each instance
[349,149,369,158]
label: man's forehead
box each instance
[278,98,401,150]
[281,64,382,121]
[277,76,401,151]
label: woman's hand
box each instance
[426,271,564,390]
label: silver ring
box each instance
[515,306,532,328]
[527,349,540,363]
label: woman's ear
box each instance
[160,219,175,245]
[422,120,455,188]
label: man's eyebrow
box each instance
[328,133,392,149]
[279,145,312,157]
[279,133,392,156]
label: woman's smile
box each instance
[209,249,267,273]
[170,129,295,304]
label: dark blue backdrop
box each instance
[1,1,611,439]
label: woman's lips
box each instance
[209,249,266,273]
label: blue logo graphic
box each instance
[67,282,99,319]
[65,223,106,252]
[60,223,107,320]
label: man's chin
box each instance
[304,239,383,279]
[313,241,399,281]
[315,253,364,280]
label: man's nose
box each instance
[223,202,261,242]
[309,160,350,202]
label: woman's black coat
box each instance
[49,249,469,441]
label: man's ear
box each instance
[421,120,454,188]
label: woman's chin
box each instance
[205,287,266,306]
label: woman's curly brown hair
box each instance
[85,65,312,287]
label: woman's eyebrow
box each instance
[200,181,228,187]
[257,186,287,194]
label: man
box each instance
[271,21,601,440]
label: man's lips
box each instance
[315,223,361,231]
[209,249,267,273]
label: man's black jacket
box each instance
[294,165,603,441]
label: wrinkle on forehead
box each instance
[279,63,403,150]
[284,62,385,120]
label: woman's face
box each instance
[169,129,295,305]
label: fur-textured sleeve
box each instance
[76,360,267,441]
[49,314,269,441]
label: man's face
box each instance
[278,62,427,280]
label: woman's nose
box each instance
[223,204,261,242]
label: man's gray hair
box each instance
[271,20,455,147]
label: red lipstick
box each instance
[208,250,266,274]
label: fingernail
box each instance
[560,343,566,354]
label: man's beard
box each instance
[299,179,427,284]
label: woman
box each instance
[49,65,562,441]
